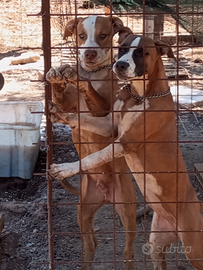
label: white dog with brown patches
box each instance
[49,33,203,270]
[46,16,137,270]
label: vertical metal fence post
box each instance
[41,0,54,269]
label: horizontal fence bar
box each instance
[27,12,203,16]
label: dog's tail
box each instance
[61,179,80,196]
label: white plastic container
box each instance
[0,102,43,179]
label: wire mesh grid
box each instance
[0,0,203,270]
[40,1,203,269]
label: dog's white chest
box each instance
[114,99,150,137]
[90,70,109,91]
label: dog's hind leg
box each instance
[149,212,177,270]
[115,174,137,270]
[78,174,104,270]
[177,202,203,270]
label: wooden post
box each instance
[154,14,164,40]
[145,14,164,40]
[145,15,155,39]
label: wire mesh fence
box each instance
[43,1,203,269]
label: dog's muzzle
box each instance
[113,60,144,79]
[84,50,98,62]
[113,61,131,80]
[114,61,130,72]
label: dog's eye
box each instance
[119,48,125,54]
[136,51,143,57]
[134,48,144,57]
[136,52,149,57]
[100,34,107,39]
[79,34,85,39]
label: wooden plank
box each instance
[161,35,196,45]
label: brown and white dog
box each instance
[49,33,203,270]
[46,16,137,270]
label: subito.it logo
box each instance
[142,243,153,255]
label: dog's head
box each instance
[113,34,175,81]
[64,15,125,71]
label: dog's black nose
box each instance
[84,50,97,60]
[115,61,129,71]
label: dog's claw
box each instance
[46,64,78,84]
[48,100,75,125]
[48,101,63,123]
[48,100,61,113]
[60,64,77,82]
[50,114,59,123]
[48,100,55,111]
[49,164,66,181]
[46,67,64,83]
[49,162,79,181]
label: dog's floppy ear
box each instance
[63,18,82,40]
[111,16,124,35]
[63,19,76,40]
[117,27,133,45]
[155,40,176,60]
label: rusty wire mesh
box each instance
[39,1,203,269]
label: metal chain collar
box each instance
[79,64,112,73]
[124,84,171,100]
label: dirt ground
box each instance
[0,0,203,269]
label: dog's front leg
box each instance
[78,79,118,117]
[48,101,116,137]
[48,100,77,126]
[46,64,78,112]
[49,140,124,181]
[81,81,111,116]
